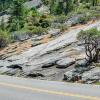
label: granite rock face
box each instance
[56,58,75,68]
[82,67,100,83]
[48,29,61,36]
[64,64,100,84]
[0,21,100,81]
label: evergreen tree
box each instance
[64,0,73,14]
[0,16,5,31]
[8,0,25,31]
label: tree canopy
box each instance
[78,28,100,63]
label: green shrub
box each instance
[95,82,100,85]
[89,10,100,19]
[90,6,100,11]
[77,16,89,24]
[40,20,50,28]
[54,15,67,23]
[32,26,47,35]
[77,28,100,63]
[39,15,51,28]
[58,24,68,32]
[0,30,11,47]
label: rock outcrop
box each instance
[0,21,100,81]
[56,58,75,68]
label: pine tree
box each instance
[0,16,5,31]
[8,0,25,31]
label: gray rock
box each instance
[31,41,42,47]
[48,29,61,36]
[4,69,20,76]
[56,58,75,68]
[63,63,94,82]
[38,5,50,14]
[42,62,55,68]
[0,67,10,74]
[75,66,90,73]
[75,59,88,67]
[31,35,44,41]
[12,31,32,41]
[82,67,100,82]
[0,14,10,24]
[64,69,81,81]
[65,14,84,27]
[24,0,42,9]
[0,21,100,77]
[64,69,75,80]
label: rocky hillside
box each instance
[0,0,100,84]
[0,20,100,84]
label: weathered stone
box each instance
[31,35,44,41]
[56,58,75,68]
[63,64,94,82]
[64,69,81,81]
[0,21,100,80]
[12,31,32,41]
[38,5,50,14]
[24,0,42,9]
[48,29,61,36]
[75,59,88,67]
[0,67,10,74]
[31,41,42,47]
[65,14,84,27]
[82,67,100,82]
[4,69,20,76]
[0,14,10,24]
[64,69,75,81]
[42,62,55,68]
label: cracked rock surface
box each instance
[0,21,100,81]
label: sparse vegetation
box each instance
[0,0,100,47]
[95,82,100,85]
[0,30,11,47]
[78,28,100,63]
[0,0,100,85]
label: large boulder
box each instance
[64,66,100,83]
[65,14,84,27]
[63,61,93,82]
[12,31,32,41]
[64,69,81,82]
[24,0,42,9]
[56,58,75,68]
[82,67,100,83]
[75,59,88,67]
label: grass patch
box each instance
[95,82,100,85]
